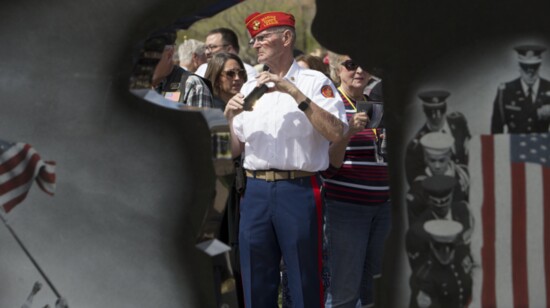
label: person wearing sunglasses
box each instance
[204,52,248,110]
[322,52,391,308]
[223,11,347,308]
[491,44,550,133]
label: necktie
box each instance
[527,86,533,104]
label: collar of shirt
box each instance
[521,78,540,98]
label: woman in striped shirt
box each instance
[323,53,391,308]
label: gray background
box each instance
[1,1,221,307]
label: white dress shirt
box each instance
[232,61,347,172]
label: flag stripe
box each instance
[2,191,29,213]
[0,154,41,195]
[526,163,545,307]
[0,171,38,212]
[511,162,528,308]
[0,142,56,213]
[494,136,514,307]
[480,135,496,308]
[0,144,39,180]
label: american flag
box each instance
[469,133,550,307]
[0,139,56,214]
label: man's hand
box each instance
[254,71,297,96]
[224,93,245,120]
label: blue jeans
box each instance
[324,199,391,308]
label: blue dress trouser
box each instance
[239,176,323,308]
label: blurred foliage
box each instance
[176,0,322,65]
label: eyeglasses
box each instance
[222,69,246,79]
[341,60,360,71]
[205,44,229,51]
[248,31,285,46]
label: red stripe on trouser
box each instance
[310,176,324,308]
[543,167,550,304]
[481,135,496,308]
[511,162,528,307]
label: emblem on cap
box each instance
[262,16,278,26]
[515,45,546,64]
[321,85,334,98]
[252,20,261,31]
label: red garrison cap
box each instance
[245,11,295,38]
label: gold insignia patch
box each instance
[252,20,261,31]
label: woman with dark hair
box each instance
[204,51,248,307]
[204,52,247,110]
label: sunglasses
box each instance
[222,69,246,79]
[341,60,360,71]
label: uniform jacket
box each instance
[405,201,473,273]
[491,77,550,133]
[405,113,471,185]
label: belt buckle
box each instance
[265,171,276,182]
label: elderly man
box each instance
[176,39,207,73]
[223,11,347,307]
[195,27,258,80]
[405,91,471,185]
[491,45,550,133]
[406,132,469,225]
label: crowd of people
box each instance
[130,5,550,307]
[134,10,390,308]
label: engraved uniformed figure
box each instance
[408,220,473,308]
[406,132,469,225]
[491,45,550,133]
[406,175,473,273]
[405,91,471,185]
